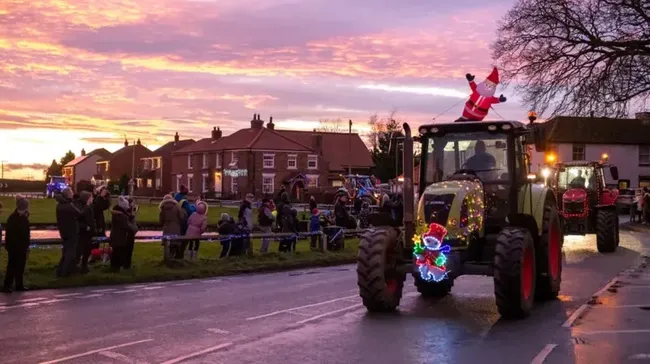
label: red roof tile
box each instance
[276,130,373,170]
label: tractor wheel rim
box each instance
[549,219,560,280]
[522,245,534,300]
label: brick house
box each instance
[137,133,195,196]
[530,112,650,188]
[92,139,153,186]
[171,114,373,200]
[62,148,112,186]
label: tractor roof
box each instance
[556,160,604,168]
[418,120,528,136]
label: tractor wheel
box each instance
[596,209,618,253]
[536,204,563,301]
[413,274,453,298]
[494,227,536,319]
[615,217,620,247]
[357,228,405,312]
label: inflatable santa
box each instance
[458,67,507,121]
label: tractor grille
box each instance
[563,201,584,215]
[423,194,456,225]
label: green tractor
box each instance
[357,120,563,319]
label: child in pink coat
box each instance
[185,200,208,259]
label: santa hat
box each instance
[486,67,499,85]
[422,223,447,244]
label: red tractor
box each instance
[547,158,620,253]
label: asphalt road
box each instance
[0,230,648,364]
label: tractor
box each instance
[546,159,620,253]
[356,120,562,319]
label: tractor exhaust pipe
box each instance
[402,123,415,247]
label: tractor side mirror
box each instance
[610,166,619,180]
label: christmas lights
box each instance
[413,223,452,282]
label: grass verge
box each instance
[0,238,359,290]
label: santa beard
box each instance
[476,81,496,97]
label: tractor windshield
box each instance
[51,176,66,184]
[557,166,603,190]
[423,131,517,185]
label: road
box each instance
[0,230,648,364]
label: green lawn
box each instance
[0,197,311,225]
[0,238,359,290]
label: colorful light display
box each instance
[413,223,452,282]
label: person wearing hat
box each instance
[309,208,321,249]
[258,198,275,252]
[92,185,111,240]
[74,191,95,274]
[55,187,81,277]
[238,193,254,253]
[109,196,138,271]
[2,195,31,293]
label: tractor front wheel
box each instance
[494,227,536,319]
[357,228,405,312]
[536,204,563,300]
[413,275,453,298]
[596,209,618,253]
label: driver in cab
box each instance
[465,140,496,171]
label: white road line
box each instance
[143,286,164,290]
[578,329,650,335]
[201,279,222,283]
[15,297,48,303]
[630,354,650,360]
[13,302,41,309]
[54,293,82,298]
[206,328,230,334]
[591,304,650,308]
[92,288,117,293]
[38,339,154,364]
[592,277,619,297]
[159,342,233,364]
[114,289,137,294]
[98,350,148,363]
[295,304,364,325]
[39,299,69,305]
[129,285,148,289]
[562,304,589,328]
[79,294,104,299]
[246,295,358,320]
[171,283,192,287]
[531,344,557,364]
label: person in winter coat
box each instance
[279,205,297,252]
[123,197,138,269]
[174,185,196,235]
[0,200,4,252]
[2,196,30,293]
[159,194,186,259]
[334,194,353,228]
[92,186,111,241]
[238,193,254,253]
[75,191,95,274]
[109,196,138,272]
[358,201,371,229]
[218,213,237,258]
[258,198,275,253]
[56,188,81,277]
[275,192,289,230]
[309,208,321,249]
[185,200,208,259]
[309,196,317,213]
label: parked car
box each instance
[616,188,639,214]
[46,176,68,198]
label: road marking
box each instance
[114,289,137,294]
[592,277,619,297]
[246,295,358,320]
[630,353,650,360]
[92,288,117,293]
[295,303,363,325]
[578,329,650,335]
[13,302,41,308]
[130,285,148,289]
[38,339,154,364]
[98,350,148,363]
[531,344,557,364]
[206,328,230,334]
[15,297,48,303]
[591,304,650,308]
[79,294,104,299]
[171,283,192,287]
[562,304,589,328]
[159,342,233,364]
[143,286,164,290]
[54,293,82,298]
[39,299,69,305]
[201,279,222,283]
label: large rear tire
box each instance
[536,204,563,300]
[596,209,617,253]
[357,228,405,312]
[494,227,536,319]
[413,275,453,298]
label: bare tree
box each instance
[314,118,345,132]
[493,0,650,117]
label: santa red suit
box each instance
[460,67,507,121]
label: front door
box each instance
[214,172,222,197]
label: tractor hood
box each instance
[562,188,587,202]
[417,180,485,246]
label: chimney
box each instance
[250,113,264,128]
[311,133,323,156]
[124,139,128,147]
[136,138,142,146]
[174,132,180,144]
[81,148,86,156]
[212,126,222,140]
[636,112,650,124]
[267,116,275,130]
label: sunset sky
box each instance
[0,0,529,179]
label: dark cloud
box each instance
[4,163,49,172]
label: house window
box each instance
[146,179,152,188]
[187,174,194,193]
[262,173,275,194]
[229,152,238,167]
[308,155,318,169]
[202,153,208,168]
[144,159,151,170]
[572,144,585,161]
[332,180,343,187]
[176,175,181,191]
[639,145,650,165]
[216,153,221,168]
[263,153,275,168]
[306,174,319,188]
[202,173,208,193]
[287,154,297,169]
[153,158,159,169]
[188,154,193,168]
[136,178,143,188]
[155,178,161,189]
[231,176,239,194]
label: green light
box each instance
[435,255,446,266]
